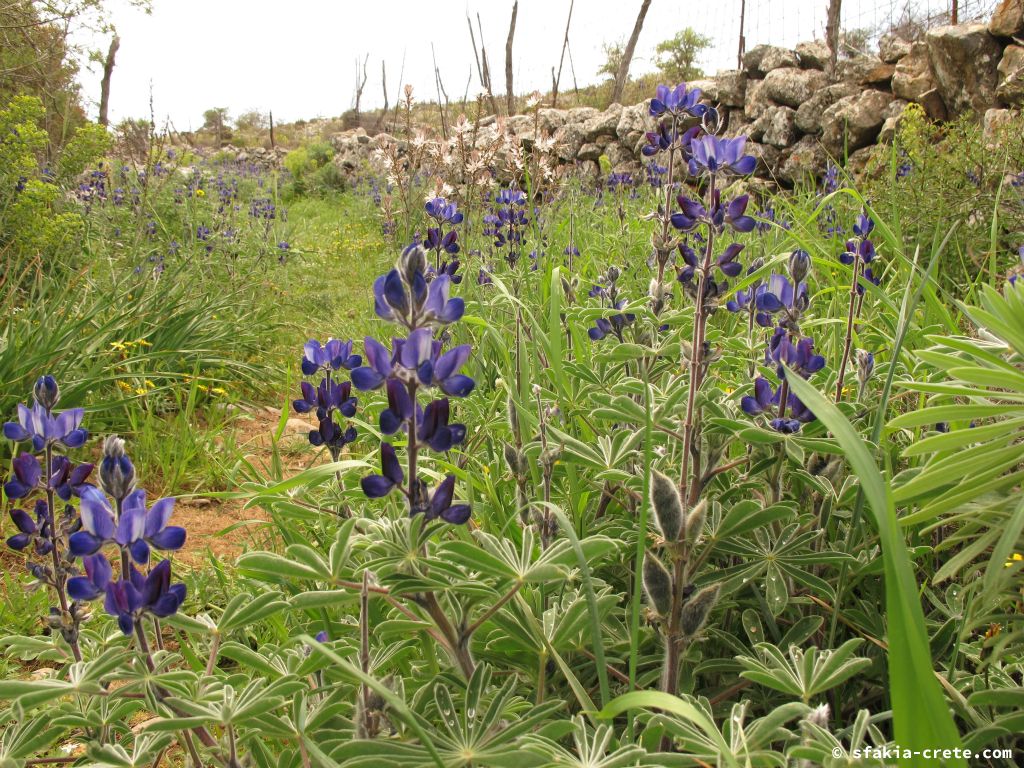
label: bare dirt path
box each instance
[172,404,320,568]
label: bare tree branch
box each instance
[97,33,118,126]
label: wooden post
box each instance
[951,0,958,24]
[269,109,275,148]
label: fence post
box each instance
[951,0,958,24]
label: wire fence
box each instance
[690,0,1000,74]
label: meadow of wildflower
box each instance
[3,45,1024,768]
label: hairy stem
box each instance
[835,257,861,402]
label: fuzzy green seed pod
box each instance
[680,583,720,637]
[503,443,525,475]
[642,552,673,617]
[650,470,684,542]
[506,396,519,436]
[684,499,707,544]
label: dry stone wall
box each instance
[331,1,1024,187]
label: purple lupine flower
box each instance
[3,453,42,499]
[688,135,756,176]
[766,329,826,379]
[301,339,361,376]
[103,559,187,635]
[754,274,809,328]
[66,553,113,601]
[425,197,464,225]
[741,377,816,433]
[423,475,471,524]
[4,400,88,451]
[649,83,706,119]
[360,443,404,498]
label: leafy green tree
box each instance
[597,40,624,80]
[654,28,712,82]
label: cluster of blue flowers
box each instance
[484,189,529,268]
[4,377,187,648]
[293,339,362,459]
[738,251,824,434]
[354,244,474,524]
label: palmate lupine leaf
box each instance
[736,638,871,702]
[784,371,964,767]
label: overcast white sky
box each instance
[73,0,992,128]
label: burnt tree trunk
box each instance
[826,0,842,81]
[98,34,120,126]
[504,1,518,115]
[612,0,651,105]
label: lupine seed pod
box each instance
[503,443,525,475]
[684,499,707,544]
[506,395,519,436]
[650,470,684,542]
[642,552,673,617]
[680,583,720,637]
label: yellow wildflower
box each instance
[211,387,227,396]
[116,380,133,392]
[195,188,206,197]
[1006,552,1023,568]
[134,387,147,396]
[144,380,156,389]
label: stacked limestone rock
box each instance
[330,0,1024,187]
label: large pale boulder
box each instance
[997,45,1024,105]
[878,33,912,63]
[990,0,1024,37]
[926,24,1002,116]
[795,40,831,70]
[582,104,623,142]
[762,68,828,108]
[794,81,860,134]
[537,108,568,134]
[744,78,775,120]
[752,105,798,148]
[983,107,1020,142]
[878,100,909,143]
[892,42,936,102]
[703,71,747,107]
[616,102,650,147]
[743,44,798,74]
[821,89,893,154]
[778,136,829,185]
[839,55,895,87]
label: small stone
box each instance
[879,33,912,63]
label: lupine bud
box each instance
[650,470,683,542]
[99,435,135,501]
[788,249,811,285]
[642,552,673,616]
[684,499,707,543]
[503,443,525,475]
[856,350,874,391]
[399,243,427,283]
[680,583,720,636]
[805,703,830,728]
[606,265,620,283]
[33,375,60,410]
